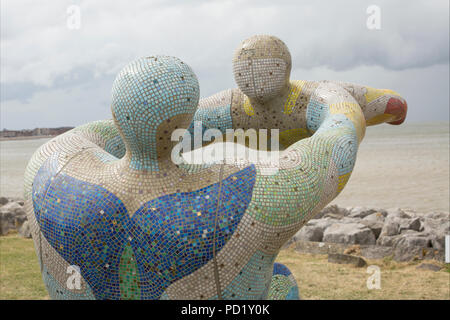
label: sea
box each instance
[1,122,448,212]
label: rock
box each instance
[386,208,411,219]
[0,211,15,235]
[323,223,376,245]
[361,213,385,239]
[393,245,426,262]
[376,234,402,247]
[363,212,386,221]
[426,212,450,220]
[416,263,442,272]
[0,201,27,235]
[360,246,394,259]
[379,216,421,239]
[406,218,421,232]
[360,221,384,239]
[328,253,367,267]
[288,207,449,262]
[396,231,433,248]
[293,225,324,242]
[0,201,25,215]
[379,220,400,237]
[0,197,8,206]
[348,207,378,219]
[420,217,449,251]
[293,219,337,242]
[313,205,349,220]
[18,220,32,238]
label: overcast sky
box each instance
[1,0,448,130]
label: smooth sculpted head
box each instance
[111,56,199,171]
[233,35,292,103]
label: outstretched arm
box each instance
[326,81,407,126]
[246,82,365,229]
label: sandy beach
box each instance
[0,122,448,212]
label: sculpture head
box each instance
[233,35,292,103]
[111,56,199,170]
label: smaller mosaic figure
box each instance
[188,35,407,150]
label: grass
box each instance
[0,234,449,300]
[0,233,49,299]
[276,247,450,300]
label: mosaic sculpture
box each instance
[24,40,407,300]
[189,35,407,150]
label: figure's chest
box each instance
[32,157,257,299]
[231,83,317,126]
[229,91,314,149]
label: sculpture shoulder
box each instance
[198,89,233,109]
[281,80,319,115]
[192,89,235,133]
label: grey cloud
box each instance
[0,0,448,129]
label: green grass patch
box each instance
[0,233,48,299]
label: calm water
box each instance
[1,123,448,211]
[0,137,51,198]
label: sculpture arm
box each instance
[71,119,126,158]
[325,81,407,126]
[246,82,365,227]
[184,89,234,150]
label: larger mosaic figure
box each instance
[24,36,407,300]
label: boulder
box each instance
[328,253,367,267]
[379,216,421,239]
[323,223,376,245]
[293,219,337,242]
[348,207,379,219]
[0,211,15,235]
[18,220,32,238]
[0,201,25,216]
[313,205,349,220]
[385,208,411,219]
[395,231,433,248]
[379,221,400,237]
[426,212,450,220]
[376,234,403,247]
[293,225,324,242]
[416,263,442,272]
[361,213,385,239]
[393,245,431,262]
[360,245,394,259]
[0,197,8,206]
[420,217,449,251]
[0,201,27,235]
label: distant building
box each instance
[0,127,74,138]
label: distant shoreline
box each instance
[0,135,55,142]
